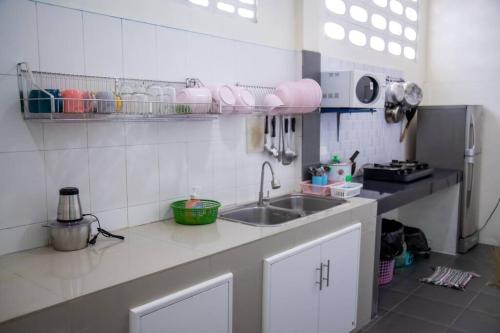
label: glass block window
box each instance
[186,0,257,22]
[323,0,419,61]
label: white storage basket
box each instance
[330,182,363,199]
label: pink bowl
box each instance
[263,94,284,114]
[176,88,212,113]
[275,82,295,106]
[207,84,236,107]
[228,86,255,113]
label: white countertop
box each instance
[0,197,374,324]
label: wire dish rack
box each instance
[17,62,319,122]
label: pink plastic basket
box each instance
[378,259,395,285]
[300,180,332,196]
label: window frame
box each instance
[323,0,419,61]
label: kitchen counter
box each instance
[0,196,375,325]
[355,168,461,214]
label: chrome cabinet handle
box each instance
[322,260,331,287]
[316,265,323,290]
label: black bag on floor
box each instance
[404,225,431,258]
[380,219,405,260]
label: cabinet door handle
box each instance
[316,265,323,290]
[322,260,331,288]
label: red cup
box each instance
[61,89,85,113]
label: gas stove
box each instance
[363,160,434,183]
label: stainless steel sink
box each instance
[220,205,303,226]
[220,194,346,226]
[269,194,345,215]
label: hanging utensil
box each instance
[277,115,284,163]
[282,117,293,165]
[400,106,418,142]
[289,117,298,158]
[270,116,279,158]
[264,115,272,154]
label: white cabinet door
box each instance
[130,273,233,333]
[318,224,361,333]
[263,243,322,333]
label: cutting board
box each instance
[246,115,265,153]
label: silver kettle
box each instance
[57,187,83,222]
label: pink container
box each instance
[61,89,85,113]
[300,180,337,197]
[378,259,395,285]
[275,79,322,114]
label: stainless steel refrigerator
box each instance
[416,105,483,253]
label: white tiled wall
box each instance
[0,0,301,255]
[320,56,406,168]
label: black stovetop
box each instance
[363,160,434,183]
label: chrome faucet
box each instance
[258,161,281,206]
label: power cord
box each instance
[83,214,125,245]
[478,197,500,232]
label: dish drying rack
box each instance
[17,62,319,122]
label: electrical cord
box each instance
[478,197,500,232]
[83,214,125,245]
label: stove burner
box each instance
[363,160,434,183]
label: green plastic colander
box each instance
[170,200,221,225]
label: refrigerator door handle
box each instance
[465,156,475,208]
[466,111,476,155]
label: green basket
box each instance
[171,200,221,225]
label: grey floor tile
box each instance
[449,257,495,277]
[481,283,500,297]
[395,253,456,278]
[445,329,466,333]
[461,244,495,264]
[452,309,500,333]
[468,293,500,317]
[381,274,422,294]
[376,307,389,316]
[415,284,478,307]
[379,289,408,310]
[365,248,499,333]
[365,312,447,333]
[393,295,463,326]
[462,273,491,292]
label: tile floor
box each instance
[361,244,500,333]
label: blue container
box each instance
[28,89,63,113]
[312,176,323,185]
[321,174,328,185]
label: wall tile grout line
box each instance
[85,122,93,214]
[80,10,86,76]
[0,221,47,231]
[34,1,41,72]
